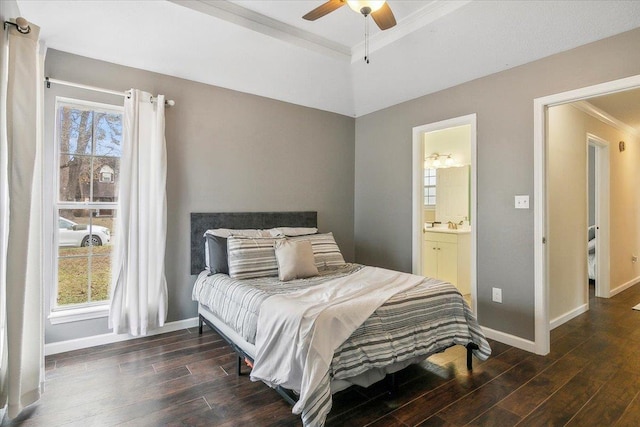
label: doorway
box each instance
[534,74,640,355]
[587,135,611,299]
[412,114,477,313]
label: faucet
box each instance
[447,221,457,230]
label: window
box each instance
[54,98,122,310]
[424,168,437,207]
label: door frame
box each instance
[533,74,640,355]
[412,113,477,313]
[587,134,611,299]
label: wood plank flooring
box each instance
[4,282,640,426]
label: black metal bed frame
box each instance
[199,314,299,405]
[199,313,479,406]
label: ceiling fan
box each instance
[303,0,397,31]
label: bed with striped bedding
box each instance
[192,263,491,426]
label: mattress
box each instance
[192,264,363,344]
[192,264,490,356]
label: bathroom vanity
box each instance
[423,227,470,295]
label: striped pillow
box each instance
[290,232,345,268]
[227,236,282,279]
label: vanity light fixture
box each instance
[444,154,454,167]
[424,153,456,169]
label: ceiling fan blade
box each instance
[303,0,346,21]
[371,2,396,30]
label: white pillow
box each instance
[274,239,319,281]
[268,227,318,237]
[204,228,272,238]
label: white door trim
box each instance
[587,134,610,298]
[412,114,477,313]
[533,74,640,355]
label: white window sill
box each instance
[48,304,109,325]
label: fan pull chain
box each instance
[364,16,370,64]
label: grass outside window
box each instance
[57,215,115,306]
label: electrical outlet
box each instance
[633,255,638,263]
[492,287,502,303]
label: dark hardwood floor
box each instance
[4,282,640,426]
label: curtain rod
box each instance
[44,77,175,107]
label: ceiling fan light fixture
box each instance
[347,0,385,15]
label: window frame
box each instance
[48,97,123,321]
[424,167,437,208]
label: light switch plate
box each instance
[515,195,529,209]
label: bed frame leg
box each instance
[198,315,203,335]
[466,343,479,370]
[386,373,399,397]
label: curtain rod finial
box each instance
[4,17,31,34]
[15,17,30,33]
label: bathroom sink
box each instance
[424,224,471,234]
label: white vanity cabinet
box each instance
[423,230,470,295]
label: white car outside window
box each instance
[58,217,111,247]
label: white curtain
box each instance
[109,89,168,336]
[0,20,45,420]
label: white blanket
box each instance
[250,266,425,419]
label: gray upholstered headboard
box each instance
[190,211,318,275]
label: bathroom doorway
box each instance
[412,114,477,312]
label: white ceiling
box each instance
[16,0,640,117]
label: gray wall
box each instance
[45,50,355,343]
[354,28,640,341]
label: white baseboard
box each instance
[481,326,537,353]
[45,317,200,356]
[609,275,640,297]
[549,303,589,330]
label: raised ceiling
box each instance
[16,0,640,117]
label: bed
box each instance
[190,212,491,426]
